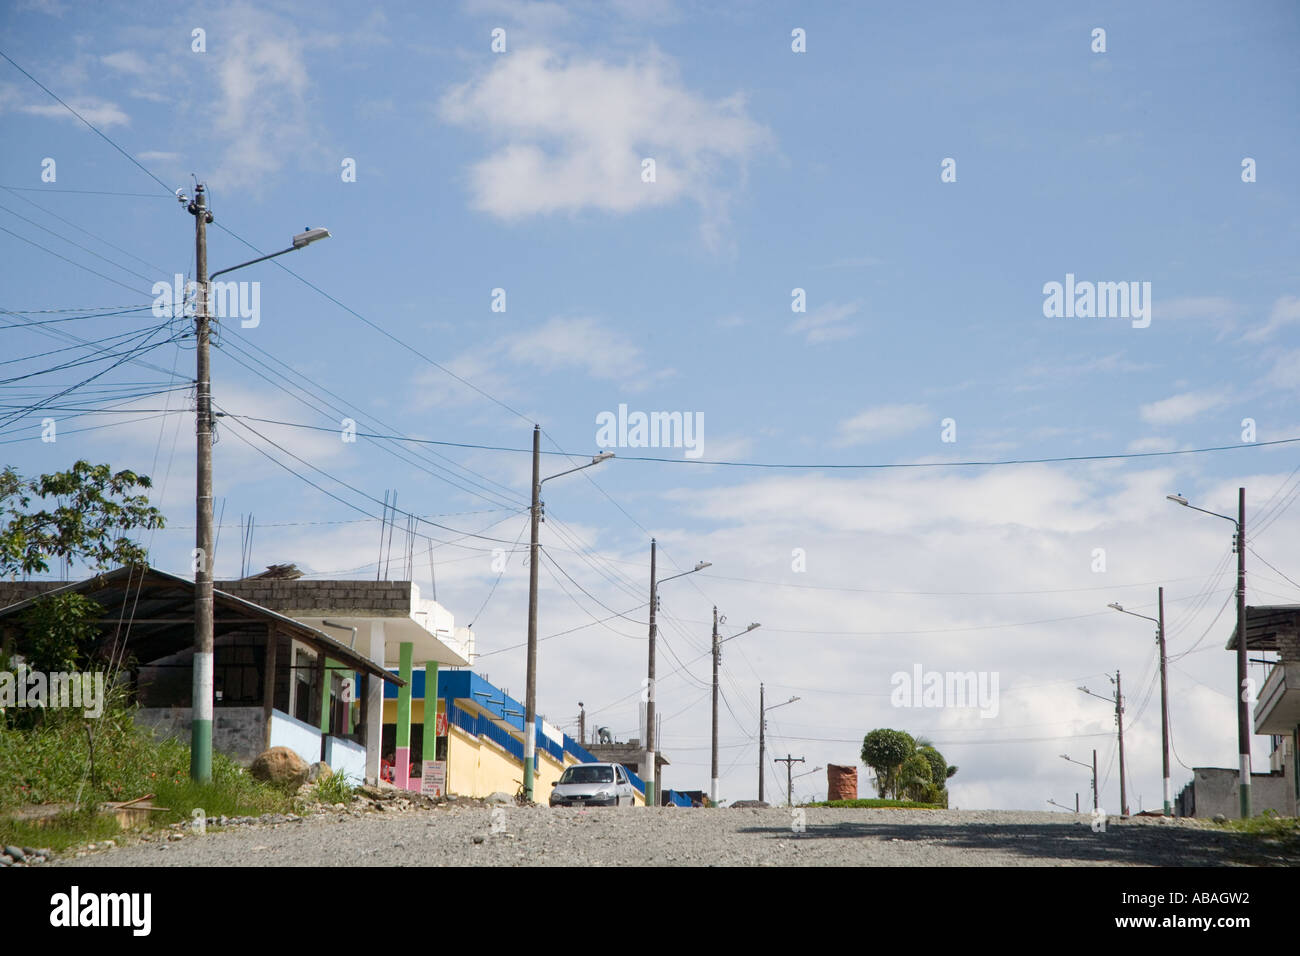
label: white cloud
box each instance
[1242,294,1300,343]
[101,51,149,76]
[503,315,660,384]
[1267,349,1300,391]
[789,300,861,344]
[835,404,931,446]
[1138,390,1228,426]
[412,315,664,411]
[439,47,770,244]
[207,4,313,189]
[17,98,129,128]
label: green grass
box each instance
[1216,812,1300,847]
[313,768,358,805]
[0,704,293,844]
[804,798,944,809]
[0,807,123,854]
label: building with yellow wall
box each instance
[382,668,645,804]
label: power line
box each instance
[211,412,1300,470]
[0,51,175,196]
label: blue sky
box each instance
[2,0,1298,811]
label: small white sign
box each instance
[424,760,446,797]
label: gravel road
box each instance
[53,805,1296,867]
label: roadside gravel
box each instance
[53,805,1295,867]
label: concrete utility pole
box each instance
[1116,670,1129,818]
[642,547,710,807]
[524,425,541,802]
[1108,590,1173,816]
[645,538,657,806]
[177,194,328,783]
[1158,588,1171,816]
[758,682,764,802]
[1079,677,1126,816]
[578,701,585,747]
[775,754,805,807]
[759,687,798,802]
[1093,749,1099,812]
[1235,487,1250,818]
[710,611,759,805]
[523,436,612,801]
[711,606,719,804]
[1166,488,1251,817]
[188,184,215,783]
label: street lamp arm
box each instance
[1108,603,1159,626]
[720,622,760,645]
[539,452,614,488]
[659,561,711,586]
[209,245,298,280]
[1167,494,1238,529]
[210,229,330,280]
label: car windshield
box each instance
[561,766,615,784]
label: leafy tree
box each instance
[862,728,915,798]
[899,752,933,801]
[0,461,164,576]
[18,593,105,673]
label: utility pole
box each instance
[1235,487,1251,818]
[1092,749,1098,812]
[1166,488,1251,817]
[1076,792,1080,813]
[711,606,719,805]
[1116,670,1129,817]
[758,687,798,802]
[1109,592,1173,817]
[758,682,765,802]
[1079,678,1126,815]
[523,425,541,802]
[578,701,585,747]
[1157,587,1171,816]
[775,754,805,807]
[644,538,657,807]
[188,183,215,784]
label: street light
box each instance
[182,178,330,783]
[1079,674,1128,816]
[644,544,710,806]
[1061,752,1098,811]
[711,612,760,803]
[523,428,613,801]
[1167,488,1251,818]
[759,685,799,802]
[209,228,330,280]
[1109,591,1172,816]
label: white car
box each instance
[549,762,637,807]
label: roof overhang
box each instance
[292,614,468,667]
[0,566,403,684]
[1226,605,1300,652]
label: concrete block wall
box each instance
[136,705,266,765]
[217,579,414,617]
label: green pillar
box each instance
[422,662,440,795]
[319,658,340,735]
[396,642,413,784]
